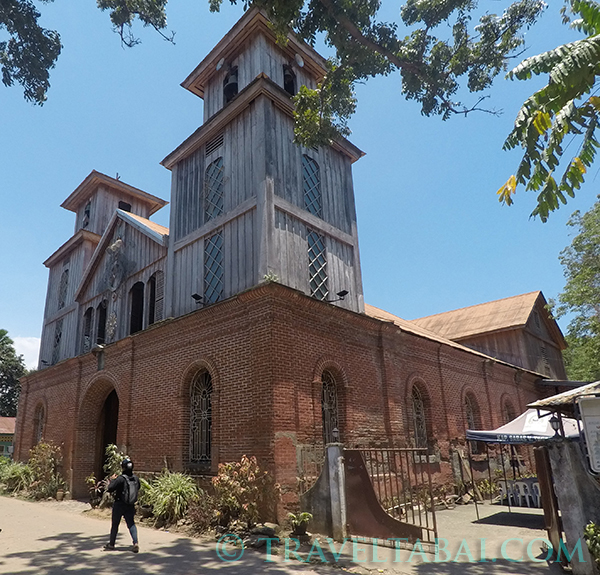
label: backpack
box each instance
[121,474,139,505]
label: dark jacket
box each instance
[107,473,140,504]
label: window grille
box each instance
[307,231,328,300]
[465,394,481,454]
[52,319,63,365]
[83,201,91,229]
[34,405,45,444]
[204,157,224,222]
[147,271,164,325]
[321,371,339,444]
[540,345,551,372]
[412,387,428,448]
[190,371,212,464]
[57,269,69,310]
[302,155,322,217]
[205,132,224,156]
[204,232,224,304]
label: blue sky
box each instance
[1,1,596,368]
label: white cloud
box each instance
[13,337,41,371]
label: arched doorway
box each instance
[96,389,119,480]
[73,380,120,498]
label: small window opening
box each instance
[223,66,238,104]
[283,65,296,96]
[129,282,144,334]
[83,201,91,228]
[83,307,94,353]
[118,201,131,212]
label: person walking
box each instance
[103,457,141,553]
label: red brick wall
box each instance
[15,283,554,510]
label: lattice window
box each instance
[51,319,63,365]
[57,269,69,310]
[465,394,481,454]
[190,371,212,464]
[303,155,322,217]
[34,404,45,445]
[412,387,428,449]
[205,157,224,222]
[321,371,339,444]
[204,232,224,304]
[308,231,328,300]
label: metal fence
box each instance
[359,447,438,543]
[297,444,325,495]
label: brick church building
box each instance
[15,8,566,506]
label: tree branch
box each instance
[316,0,422,76]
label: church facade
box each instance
[15,8,565,506]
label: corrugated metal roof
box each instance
[528,381,600,410]
[0,416,16,434]
[410,291,542,340]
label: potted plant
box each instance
[288,512,313,536]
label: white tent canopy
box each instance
[466,409,580,445]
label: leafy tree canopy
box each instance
[552,198,600,382]
[0,329,25,417]
[5,0,545,144]
[499,0,600,221]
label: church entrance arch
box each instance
[73,378,121,497]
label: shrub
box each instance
[212,455,280,528]
[28,441,66,500]
[144,470,200,525]
[103,444,128,477]
[188,493,216,533]
[0,459,33,494]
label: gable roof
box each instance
[74,209,169,301]
[410,291,546,341]
[0,417,16,435]
[364,303,544,376]
[61,170,168,216]
[43,229,101,268]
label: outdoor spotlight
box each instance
[325,290,349,303]
[550,414,561,438]
[332,428,340,442]
[191,293,203,304]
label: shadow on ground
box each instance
[474,512,545,530]
[1,531,323,575]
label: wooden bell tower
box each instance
[162,8,365,318]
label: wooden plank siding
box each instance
[74,185,155,236]
[273,209,358,312]
[264,101,354,235]
[203,32,316,122]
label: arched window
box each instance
[283,64,296,96]
[321,371,339,444]
[57,268,69,309]
[308,230,328,300]
[147,271,164,325]
[129,282,144,334]
[33,404,45,445]
[411,387,428,449]
[204,157,224,222]
[465,393,481,454]
[503,399,516,424]
[82,307,94,353]
[302,155,322,217]
[96,300,107,345]
[204,232,224,304]
[190,371,212,465]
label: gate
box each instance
[300,444,437,545]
